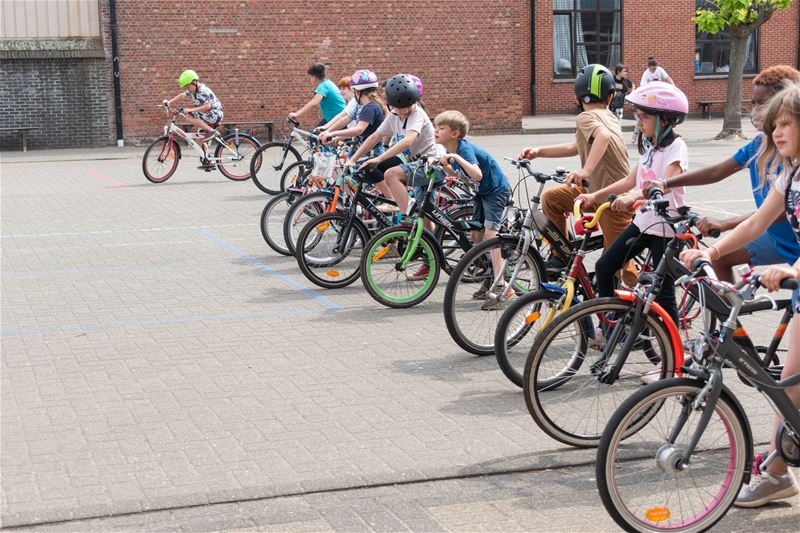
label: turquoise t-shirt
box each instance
[315,79,346,122]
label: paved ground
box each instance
[2,116,798,531]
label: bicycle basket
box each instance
[312,151,336,179]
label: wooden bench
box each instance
[697,100,753,120]
[179,121,274,142]
[0,126,40,152]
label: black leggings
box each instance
[362,156,404,184]
[595,223,679,325]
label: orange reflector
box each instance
[372,247,389,262]
[525,311,541,325]
[326,270,340,278]
[315,222,330,232]
[645,507,670,522]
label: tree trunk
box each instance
[717,33,748,139]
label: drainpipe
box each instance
[110,0,124,147]
[530,2,537,115]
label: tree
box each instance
[694,0,794,139]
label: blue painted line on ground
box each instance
[196,227,342,312]
[1,309,332,338]
[1,259,235,279]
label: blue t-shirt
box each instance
[314,79,346,122]
[356,101,384,141]
[452,139,510,197]
[733,134,800,264]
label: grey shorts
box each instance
[191,109,223,127]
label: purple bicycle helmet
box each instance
[350,69,379,90]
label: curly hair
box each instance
[753,65,800,88]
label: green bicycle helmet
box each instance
[178,69,199,87]
[574,64,616,104]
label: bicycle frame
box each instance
[163,113,244,164]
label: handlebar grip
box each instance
[648,188,664,200]
[607,194,617,202]
[780,278,800,291]
[581,179,590,188]
[707,228,721,238]
[692,259,718,280]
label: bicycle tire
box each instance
[295,212,371,289]
[524,297,675,447]
[494,288,564,388]
[442,236,545,356]
[432,206,474,275]
[280,159,312,191]
[250,141,301,194]
[215,133,261,181]
[361,226,442,308]
[260,191,296,255]
[597,379,749,532]
[142,136,179,183]
[283,190,334,256]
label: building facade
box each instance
[1,0,798,149]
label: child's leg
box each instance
[644,234,679,325]
[596,224,643,298]
[384,166,410,213]
[541,185,579,255]
[479,192,508,284]
[766,312,800,476]
[598,208,638,287]
[185,114,214,134]
[364,157,403,203]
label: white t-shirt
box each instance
[633,138,689,237]
[375,106,439,159]
[641,66,670,85]
[343,98,358,128]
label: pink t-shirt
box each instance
[633,138,689,237]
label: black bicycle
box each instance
[249,118,318,195]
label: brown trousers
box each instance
[541,184,638,287]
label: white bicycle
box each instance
[142,103,261,183]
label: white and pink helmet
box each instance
[350,69,379,90]
[625,81,689,124]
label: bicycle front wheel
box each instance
[215,133,260,181]
[442,236,544,356]
[597,379,749,533]
[250,142,301,194]
[524,297,675,447]
[283,191,333,256]
[260,191,296,255]
[361,226,442,308]
[295,212,369,289]
[142,136,179,183]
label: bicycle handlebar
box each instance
[573,198,613,230]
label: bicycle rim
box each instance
[598,381,747,532]
[217,135,259,180]
[284,192,331,255]
[251,143,299,194]
[143,139,178,182]
[364,228,439,307]
[297,213,365,288]
[525,298,674,447]
[260,192,294,255]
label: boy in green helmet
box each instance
[163,70,224,166]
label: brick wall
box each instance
[531,0,800,117]
[0,57,111,149]
[114,0,529,141]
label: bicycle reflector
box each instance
[525,311,541,325]
[326,270,340,278]
[645,507,671,522]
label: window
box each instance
[553,0,622,79]
[694,1,757,75]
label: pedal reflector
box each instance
[525,311,541,325]
[315,222,330,232]
[645,507,670,522]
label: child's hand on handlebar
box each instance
[439,154,455,171]
[758,265,800,292]
[320,133,335,145]
[518,147,539,160]
[359,158,380,172]
[575,192,596,209]
[287,112,298,121]
[695,217,727,237]
[642,179,668,197]
[344,159,356,169]
[565,168,590,188]
[611,194,637,212]
[679,249,710,270]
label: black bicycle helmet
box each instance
[385,74,421,108]
[574,64,616,104]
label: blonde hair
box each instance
[755,81,800,189]
[356,87,388,116]
[434,110,470,138]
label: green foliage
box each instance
[694,0,794,34]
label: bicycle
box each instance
[522,191,712,447]
[442,159,584,356]
[248,118,320,195]
[596,264,800,532]
[142,103,261,183]
[359,156,508,308]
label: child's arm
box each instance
[345,131,382,165]
[577,165,638,208]
[566,127,611,186]
[372,131,417,163]
[163,93,187,107]
[186,101,212,115]
[443,154,482,181]
[643,157,741,195]
[320,111,350,132]
[330,121,369,140]
[519,143,579,160]
[289,94,323,120]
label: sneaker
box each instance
[545,254,567,279]
[588,328,606,349]
[377,203,400,214]
[734,469,799,508]
[640,364,662,385]
[472,280,493,300]
[198,158,215,170]
[407,264,430,281]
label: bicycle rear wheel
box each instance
[442,236,545,356]
[524,297,675,447]
[142,136,179,183]
[295,212,370,289]
[215,133,260,180]
[283,191,333,255]
[260,191,296,255]
[280,160,312,191]
[250,142,301,194]
[597,379,749,532]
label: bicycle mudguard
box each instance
[614,289,685,373]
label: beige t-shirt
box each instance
[574,109,629,193]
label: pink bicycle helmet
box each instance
[407,74,423,98]
[350,69,379,90]
[625,81,689,124]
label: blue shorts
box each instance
[473,190,510,232]
[745,232,790,267]
[412,185,441,209]
[401,162,446,189]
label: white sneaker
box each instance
[640,364,662,385]
[588,328,606,349]
[734,469,800,508]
